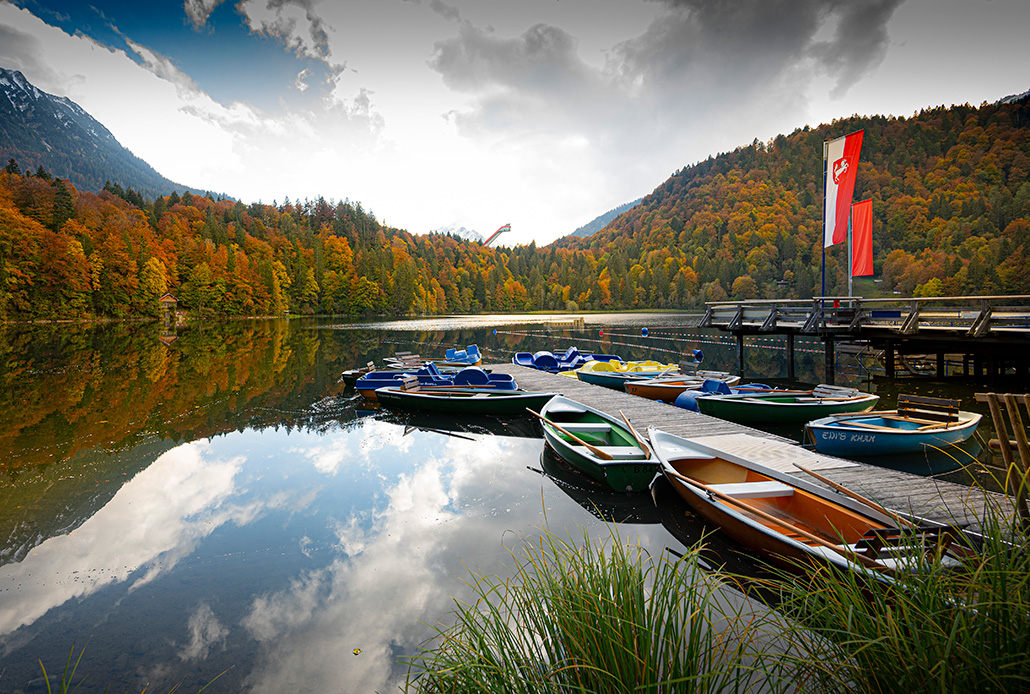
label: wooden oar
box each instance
[618,410,651,459]
[793,462,916,528]
[526,409,614,461]
[664,468,892,573]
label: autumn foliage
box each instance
[1,96,1028,321]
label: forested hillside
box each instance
[563,96,1030,300]
[1,95,1028,321]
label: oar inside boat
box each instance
[527,409,615,461]
[663,467,894,573]
[618,410,651,459]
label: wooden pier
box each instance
[490,363,1011,532]
[699,294,1030,382]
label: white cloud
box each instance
[184,0,228,30]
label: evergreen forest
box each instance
[1,96,1028,322]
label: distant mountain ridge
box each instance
[570,198,643,238]
[0,67,200,199]
[430,224,485,243]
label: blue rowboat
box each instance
[805,410,982,456]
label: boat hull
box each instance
[540,396,656,492]
[625,374,742,403]
[376,388,557,415]
[697,392,878,424]
[646,428,909,579]
[805,411,981,456]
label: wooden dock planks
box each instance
[491,363,1011,531]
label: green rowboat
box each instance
[376,386,558,416]
[696,387,879,424]
[537,396,655,492]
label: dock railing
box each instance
[699,295,1030,336]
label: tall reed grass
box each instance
[772,511,1030,693]
[406,501,1030,693]
[404,529,787,693]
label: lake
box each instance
[0,314,1010,692]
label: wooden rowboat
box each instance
[805,393,981,456]
[647,428,970,581]
[376,384,558,416]
[535,396,656,492]
[695,386,879,424]
[624,372,742,403]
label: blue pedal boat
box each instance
[356,364,516,400]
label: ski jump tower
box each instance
[484,223,511,246]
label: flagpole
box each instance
[848,205,854,298]
[821,140,828,300]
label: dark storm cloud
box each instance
[428,21,603,134]
[808,0,903,97]
[430,22,591,93]
[621,0,905,94]
[402,0,461,23]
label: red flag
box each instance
[851,199,873,276]
[824,130,863,247]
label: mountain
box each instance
[430,224,485,243]
[0,67,198,200]
[569,198,643,238]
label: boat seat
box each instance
[560,422,612,434]
[570,445,648,461]
[708,480,794,499]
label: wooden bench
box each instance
[896,393,960,423]
[399,375,420,392]
[708,480,794,499]
[560,422,612,434]
[570,445,648,461]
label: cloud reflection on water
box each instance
[0,414,680,693]
[0,441,246,637]
[242,431,548,692]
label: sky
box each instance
[1,0,1028,246]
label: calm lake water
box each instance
[0,313,1014,692]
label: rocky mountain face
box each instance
[0,67,195,199]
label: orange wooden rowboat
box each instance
[624,372,741,403]
[647,427,970,582]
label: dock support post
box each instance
[786,333,795,380]
[824,337,835,385]
[937,352,946,378]
[736,333,745,376]
[885,340,895,379]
